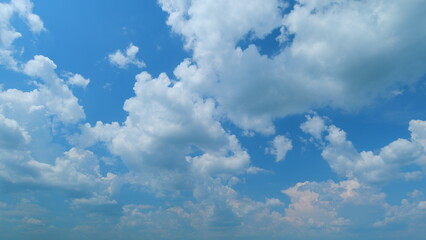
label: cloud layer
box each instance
[1,0,426,239]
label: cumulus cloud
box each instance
[374,190,426,228]
[0,145,109,195]
[74,71,250,192]
[11,0,45,33]
[300,114,327,140]
[21,55,85,124]
[301,115,426,184]
[108,43,145,69]
[0,0,44,70]
[66,73,90,88]
[0,114,30,149]
[266,135,293,162]
[159,0,426,134]
[282,180,385,231]
[117,178,289,238]
[0,29,102,203]
[2,0,426,238]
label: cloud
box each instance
[300,114,327,140]
[66,73,90,88]
[374,190,426,228]
[0,53,110,200]
[0,0,44,69]
[266,135,293,162]
[0,0,43,70]
[117,178,290,239]
[108,43,146,69]
[71,193,122,216]
[0,146,109,195]
[160,0,426,134]
[11,0,45,33]
[282,180,385,231]
[301,115,426,184]
[21,55,85,124]
[1,0,426,238]
[23,216,42,225]
[74,71,251,192]
[0,114,30,149]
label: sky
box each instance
[1,0,426,239]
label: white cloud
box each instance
[74,71,250,192]
[22,55,85,124]
[23,54,57,80]
[23,216,42,225]
[1,1,426,237]
[300,114,327,140]
[409,120,426,149]
[374,190,426,228]
[66,73,90,88]
[0,114,30,149]
[246,166,269,175]
[266,135,293,162]
[187,135,250,175]
[282,180,385,230]
[108,43,145,69]
[0,0,44,70]
[301,115,426,184]
[0,146,106,194]
[159,0,426,134]
[71,193,121,216]
[265,198,284,206]
[11,0,45,33]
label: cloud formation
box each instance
[1,0,426,239]
[301,115,426,184]
[266,135,293,162]
[0,0,44,69]
[160,0,426,134]
[108,43,146,69]
[75,71,251,192]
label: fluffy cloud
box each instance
[0,144,109,195]
[66,73,90,88]
[374,190,426,229]
[74,71,250,192]
[0,0,44,70]
[2,0,426,238]
[266,135,293,162]
[11,0,44,33]
[0,15,102,202]
[282,180,385,231]
[117,178,287,239]
[159,0,426,134]
[20,55,85,124]
[301,115,426,184]
[108,43,146,69]
[300,114,327,140]
[0,109,118,212]
[0,114,30,150]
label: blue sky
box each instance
[1,0,426,239]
